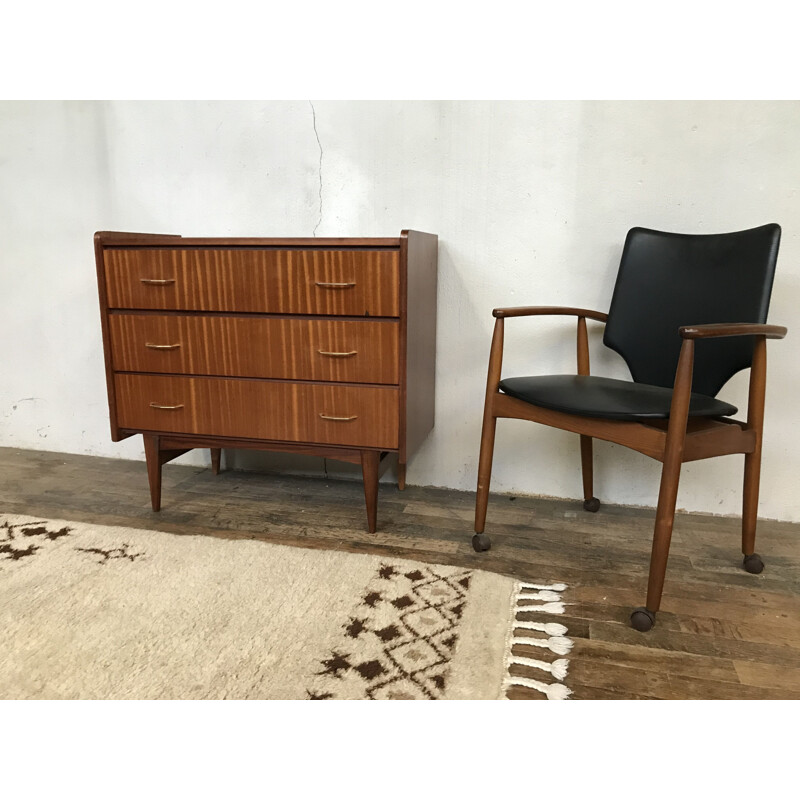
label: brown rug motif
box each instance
[1,518,73,561]
[1,518,145,565]
[1,513,571,699]
[305,563,474,700]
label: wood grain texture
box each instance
[142,434,162,511]
[210,448,221,475]
[680,322,787,340]
[475,318,504,533]
[95,233,401,247]
[94,231,437,529]
[399,230,438,464]
[743,337,767,555]
[577,316,594,502]
[492,306,609,322]
[646,338,694,611]
[114,374,399,449]
[109,313,400,384]
[94,233,131,442]
[158,435,367,463]
[361,450,380,533]
[104,248,400,317]
[492,391,667,460]
[5,447,799,700]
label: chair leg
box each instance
[742,451,765,573]
[473,412,496,552]
[631,338,694,632]
[474,317,504,553]
[742,337,767,574]
[632,457,684,632]
[474,414,496,533]
[580,435,600,512]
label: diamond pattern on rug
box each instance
[306,563,474,700]
[1,512,524,700]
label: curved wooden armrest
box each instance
[680,322,787,340]
[492,305,608,322]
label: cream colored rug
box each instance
[0,513,573,700]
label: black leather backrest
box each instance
[603,224,781,397]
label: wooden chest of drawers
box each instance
[94,230,437,531]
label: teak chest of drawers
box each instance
[94,230,438,531]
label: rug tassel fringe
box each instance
[502,579,574,699]
[512,620,568,637]
[505,675,572,700]
[515,601,565,615]
[518,581,568,592]
[518,589,562,602]
[511,633,573,656]
[509,655,569,680]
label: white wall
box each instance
[2,100,799,520]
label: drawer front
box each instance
[109,314,400,384]
[104,248,400,316]
[115,374,399,449]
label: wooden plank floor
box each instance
[2,446,799,699]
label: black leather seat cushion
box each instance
[498,375,737,421]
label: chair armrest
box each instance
[492,305,608,322]
[679,323,787,340]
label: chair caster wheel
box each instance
[583,497,601,513]
[472,533,491,552]
[743,553,764,574]
[630,607,656,632]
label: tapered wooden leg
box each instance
[576,318,600,513]
[580,435,593,499]
[361,450,380,533]
[475,318,505,536]
[743,337,767,559]
[475,414,497,534]
[579,435,600,511]
[143,434,162,512]
[211,448,222,475]
[645,455,683,612]
[397,462,406,491]
[742,451,761,556]
[642,340,694,618]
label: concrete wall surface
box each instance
[2,100,798,520]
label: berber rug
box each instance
[0,513,573,700]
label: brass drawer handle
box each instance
[315,281,356,289]
[317,349,357,358]
[145,343,181,351]
[319,413,358,422]
[140,278,176,285]
[149,402,184,410]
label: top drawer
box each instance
[103,248,400,317]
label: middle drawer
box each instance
[109,314,399,384]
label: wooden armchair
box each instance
[473,224,786,631]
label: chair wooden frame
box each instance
[474,306,787,630]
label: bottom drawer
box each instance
[115,374,399,449]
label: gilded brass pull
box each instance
[140,278,176,285]
[145,343,181,351]
[149,402,184,410]
[315,281,356,289]
[319,413,358,422]
[317,349,357,357]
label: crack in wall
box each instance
[310,101,323,236]
[310,101,324,473]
